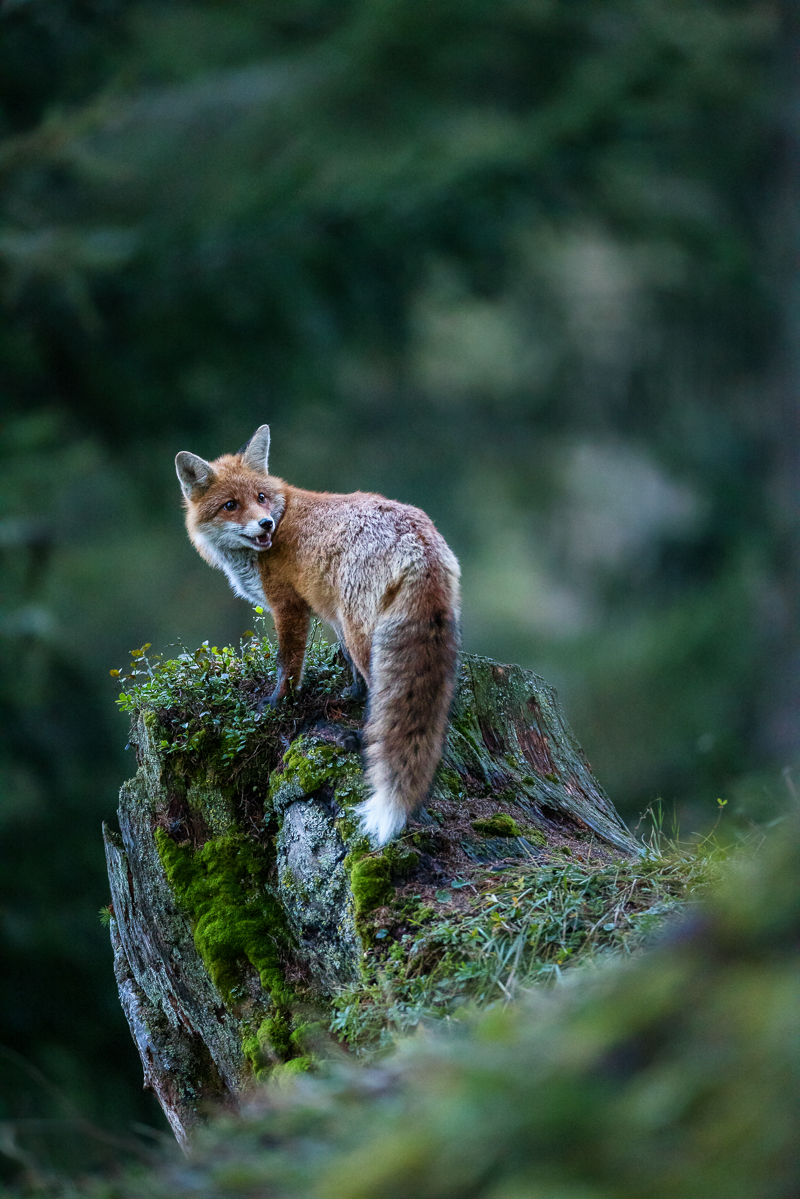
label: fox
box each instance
[175,424,461,845]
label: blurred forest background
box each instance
[0,0,796,1167]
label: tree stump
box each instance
[103,652,638,1147]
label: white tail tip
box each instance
[355,790,407,846]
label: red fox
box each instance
[175,425,461,845]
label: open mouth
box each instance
[251,532,272,550]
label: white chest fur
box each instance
[194,533,268,609]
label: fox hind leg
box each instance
[339,640,368,702]
[336,625,371,702]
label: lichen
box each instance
[185,779,237,837]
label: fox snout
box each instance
[253,516,274,549]
[201,511,276,555]
[240,514,274,550]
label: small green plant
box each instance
[110,613,347,760]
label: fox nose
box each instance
[259,517,274,532]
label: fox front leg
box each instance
[264,595,311,709]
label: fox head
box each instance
[175,425,286,565]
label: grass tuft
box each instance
[331,838,729,1051]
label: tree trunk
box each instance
[104,652,638,1147]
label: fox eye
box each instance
[223,500,237,511]
[257,493,266,504]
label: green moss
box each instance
[350,855,393,917]
[521,827,547,847]
[274,1055,313,1082]
[410,831,437,853]
[244,1013,323,1081]
[437,768,462,795]
[334,813,367,850]
[451,718,483,756]
[333,772,368,813]
[343,847,367,872]
[242,1011,297,1079]
[284,1055,312,1074]
[290,1020,325,1053]
[154,828,293,1009]
[383,844,420,877]
[242,1033,261,1073]
[156,828,314,1078]
[273,736,354,798]
[262,1011,292,1057]
[185,779,237,836]
[471,813,522,838]
[544,771,560,783]
[347,853,394,948]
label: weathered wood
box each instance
[104,652,637,1144]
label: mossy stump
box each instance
[104,652,638,1146]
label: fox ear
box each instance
[242,424,271,474]
[175,451,216,500]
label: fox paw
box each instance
[255,686,284,713]
[342,677,368,703]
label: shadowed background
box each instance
[0,0,796,1169]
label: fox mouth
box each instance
[244,532,272,550]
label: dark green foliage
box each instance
[32,819,799,1199]
[115,624,347,763]
[312,824,800,1199]
[0,0,792,1169]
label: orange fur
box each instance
[176,426,460,844]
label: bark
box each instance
[104,653,638,1145]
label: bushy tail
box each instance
[355,590,459,846]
